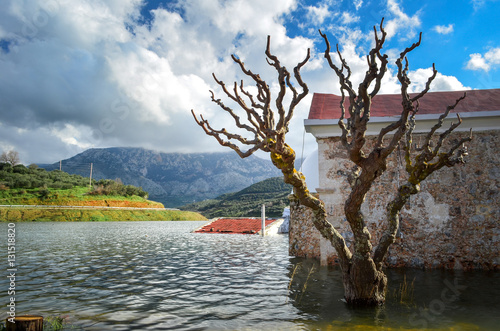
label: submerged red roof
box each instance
[195,218,277,234]
[309,89,500,120]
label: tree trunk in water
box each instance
[343,257,387,305]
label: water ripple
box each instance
[0,221,304,330]
[2,221,499,330]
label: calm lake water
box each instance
[1,221,499,330]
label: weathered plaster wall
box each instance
[290,130,499,270]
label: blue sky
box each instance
[0,0,499,164]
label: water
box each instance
[1,221,499,330]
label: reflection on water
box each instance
[287,259,500,330]
[0,221,499,330]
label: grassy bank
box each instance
[0,207,206,222]
[0,184,206,222]
[0,186,165,208]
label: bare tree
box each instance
[192,19,471,306]
[0,150,20,166]
[319,18,471,305]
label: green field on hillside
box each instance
[0,163,205,221]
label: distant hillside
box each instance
[0,164,206,221]
[179,177,292,218]
[0,163,161,208]
[39,147,282,207]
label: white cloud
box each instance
[0,0,316,163]
[0,122,95,164]
[0,0,471,165]
[408,68,470,92]
[485,47,500,64]
[306,4,330,25]
[433,24,454,35]
[470,0,499,11]
[384,0,421,40]
[466,53,490,71]
[50,123,94,150]
[354,0,364,10]
[471,0,484,10]
[466,48,500,72]
[341,12,360,24]
[470,0,490,10]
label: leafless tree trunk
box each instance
[192,19,471,306]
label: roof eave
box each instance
[305,111,500,138]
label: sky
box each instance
[0,0,499,165]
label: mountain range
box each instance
[40,147,282,207]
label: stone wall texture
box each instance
[290,130,499,270]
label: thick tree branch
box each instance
[319,29,357,110]
[359,18,388,120]
[229,55,273,129]
[370,19,389,98]
[191,110,265,158]
[421,92,467,157]
[209,90,260,137]
[192,35,352,269]
[411,63,437,103]
[377,33,430,159]
[264,36,310,148]
[373,182,419,269]
[374,95,472,268]
[287,48,310,126]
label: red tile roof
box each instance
[194,218,277,234]
[308,89,500,120]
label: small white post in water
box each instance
[261,204,265,237]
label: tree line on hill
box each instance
[180,177,292,218]
[0,162,147,198]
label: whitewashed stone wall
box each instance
[290,130,499,270]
